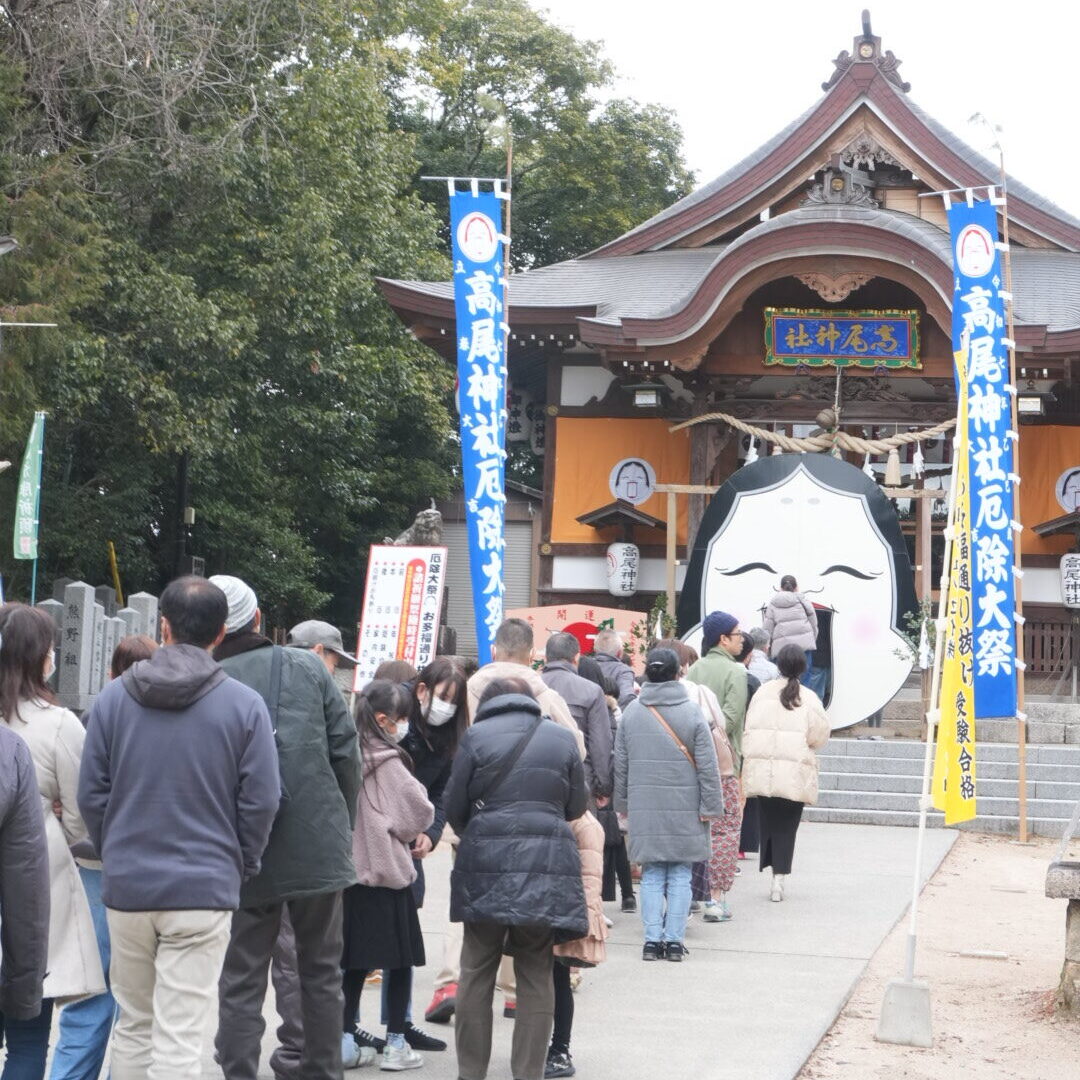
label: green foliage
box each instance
[0,0,690,624]
[628,593,677,659]
[393,0,695,267]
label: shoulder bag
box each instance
[646,704,696,768]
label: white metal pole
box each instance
[903,430,961,981]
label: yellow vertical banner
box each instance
[932,349,977,823]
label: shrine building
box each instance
[380,16,1080,669]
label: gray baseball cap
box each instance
[287,620,358,666]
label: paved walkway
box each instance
[201,822,956,1080]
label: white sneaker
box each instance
[380,1044,423,1071]
[343,1033,377,1069]
[603,914,613,928]
[770,874,785,903]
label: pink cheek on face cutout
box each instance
[851,613,884,641]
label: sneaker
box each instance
[689,900,702,912]
[642,940,665,961]
[355,1029,387,1054]
[424,984,456,1024]
[403,1024,446,1052]
[603,914,613,928]
[343,1033,377,1069]
[503,1000,516,1019]
[545,1049,576,1078]
[703,901,723,923]
[666,943,688,962]
[620,894,637,913]
[380,1044,423,1071]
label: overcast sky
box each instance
[530,0,1080,217]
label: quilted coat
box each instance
[445,693,588,940]
[763,590,819,656]
[614,681,724,865]
[741,679,831,804]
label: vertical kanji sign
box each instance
[13,411,45,561]
[948,197,1019,720]
[450,185,509,665]
[353,545,448,690]
[932,349,977,823]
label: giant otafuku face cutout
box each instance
[678,454,917,730]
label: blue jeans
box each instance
[639,862,692,944]
[1,1000,55,1080]
[49,868,116,1080]
[800,650,814,687]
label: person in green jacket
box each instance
[686,611,749,769]
[208,575,362,1080]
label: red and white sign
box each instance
[354,545,448,690]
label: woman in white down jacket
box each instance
[741,644,830,903]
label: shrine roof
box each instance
[380,207,1080,336]
[598,90,1080,257]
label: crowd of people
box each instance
[0,570,833,1080]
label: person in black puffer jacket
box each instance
[445,679,587,1080]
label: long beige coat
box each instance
[741,680,831,805]
[1,699,105,1002]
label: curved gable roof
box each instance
[589,62,1080,258]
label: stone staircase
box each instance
[804,737,1080,838]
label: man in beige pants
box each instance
[79,577,280,1078]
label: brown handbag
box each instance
[646,705,696,767]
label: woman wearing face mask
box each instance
[342,679,434,1071]
[364,657,468,1056]
[0,604,105,1079]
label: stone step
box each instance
[803,805,1069,838]
[816,771,1080,801]
[817,754,1080,781]
[817,788,1075,819]
[825,739,1080,765]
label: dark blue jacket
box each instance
[79,644,280,911]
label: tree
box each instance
[393,0,694,267]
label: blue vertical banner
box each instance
[450,185,509,665]
[948,197,1019,718]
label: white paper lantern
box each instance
[606,542,639,597]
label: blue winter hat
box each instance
[702,610,739,650]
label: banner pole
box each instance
[908,436,961,974]
[995,153,1029,844]
[30,413,45,606]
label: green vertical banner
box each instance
[13,411,45,561]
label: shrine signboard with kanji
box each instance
[353,545,448,690]
[764,307,921,368]
[1062,554,1080,609]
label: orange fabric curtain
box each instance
[551,417,691,545]
[1019,425,1080,555]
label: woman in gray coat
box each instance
[614,648,723,962]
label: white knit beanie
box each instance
[208,575,258,634]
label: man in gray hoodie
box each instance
[79,576,280,1080]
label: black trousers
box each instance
[740,796,760,853]
[343,967,410,1036]
[215,891,344,1080]
[758,797,804,875]
[601,838,633,902]
[550,963,573,1054]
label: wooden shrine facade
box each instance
[379,15,1080,667]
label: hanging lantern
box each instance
[884,446,902,486]
[606,542,639,597]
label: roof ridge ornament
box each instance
[822,9,911,94]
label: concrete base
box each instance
[876,977,933,1048]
